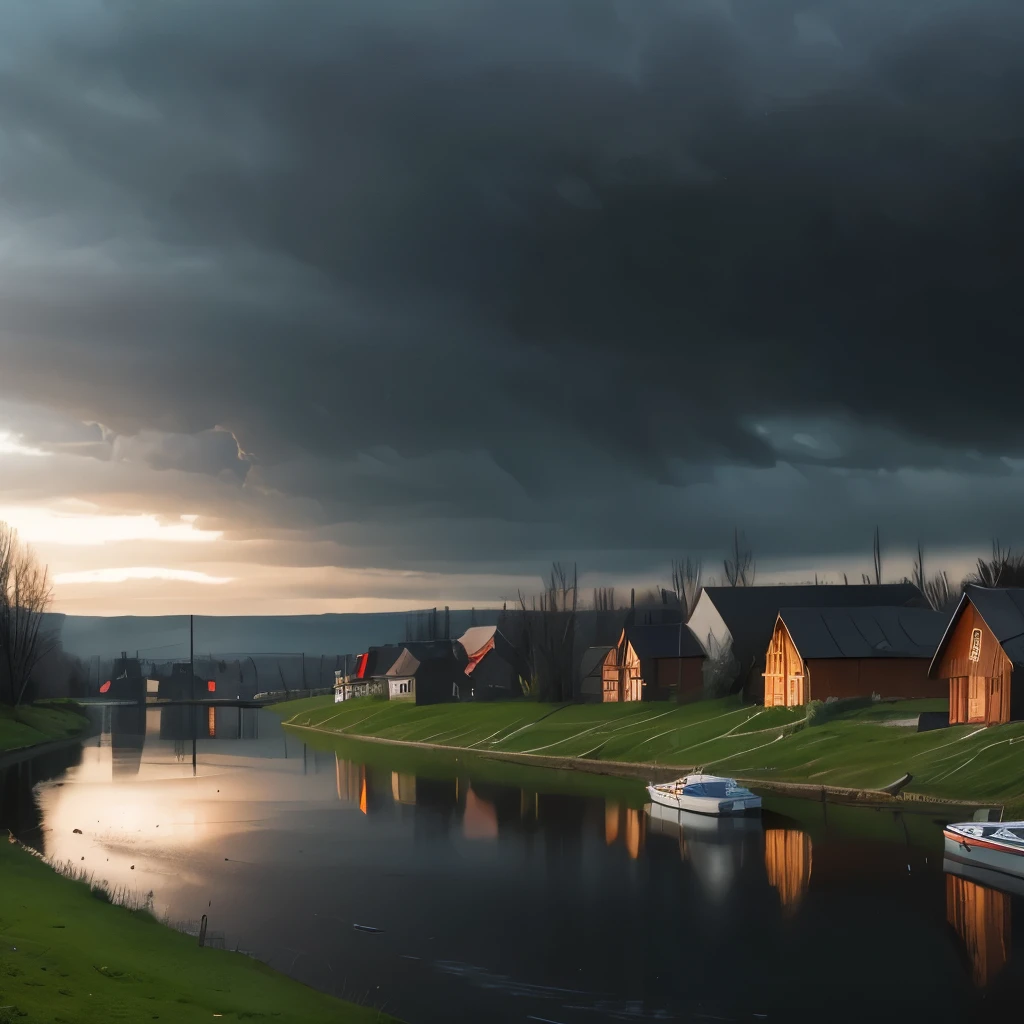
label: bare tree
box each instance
[517,562,578,702]
[911,541,961,612]
[723,529,755,588]
[0,522,57,706]
[964,540,1024,589]
[592,586,616,611]
[671,558,703,618]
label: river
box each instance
[1,705,1021,1023]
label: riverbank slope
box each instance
[0,701,90,757]
[276,695,1024,809]
[0,839,397,1023]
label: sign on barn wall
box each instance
[969,628,983,663]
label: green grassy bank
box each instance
[276,695,1024,809]
[0,702,90,757]
[0,840,397,1024]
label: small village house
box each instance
[626,622,706,701]
[762,606,948,706]
[687,583,926,700]
[456,625,530,700]
[576,623,705,702]
[929,585,1024,725]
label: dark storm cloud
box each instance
[3,0,1024,572]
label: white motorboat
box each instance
[943,821,1024,881]
[646,773,761,817]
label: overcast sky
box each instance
[2,0,1023,615]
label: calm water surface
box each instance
[2,705,1022,1023]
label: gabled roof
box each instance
[699,584,925,662]
[361,645,405,678]
[929,585,1024,675]
[625,622,706,660]
[458,625,498,659]
[778,606,947,660]
[386,648,421,678]
[580,646,614,679]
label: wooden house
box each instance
[763,606,948,706]
[687,583,926,701]
[577,623,705,702]
[625,623,706,701]
[928,585,1024,725]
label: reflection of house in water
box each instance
[110,703,146,778]
[463,785,498,840]
[764,829,813,913]
[391,771,416,805]
[335,757,364,805]
[946,872,1011,989]
[604,801,643,859]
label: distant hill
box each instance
[43,609,502,661]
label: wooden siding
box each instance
[651,657,705,701]
[805,657,946,702]
[946,874,1010,989]
[601,635,643,703]
[762,619,805,706]
[935,602,1014,725]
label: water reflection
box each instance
[2,708,1021,1022]
[645,801,760,900]
[943,855,1023,992]
[764,828,813,913]
[605,801,643,859]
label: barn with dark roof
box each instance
[763,606,948,706]
[929,585,1024,725]
[687,583,926,700]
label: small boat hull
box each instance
[943,822,1024,882]
[646,780,761,817]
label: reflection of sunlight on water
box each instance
[764,829,813,914]
[463,786,498,840]
[947,873,1011,990]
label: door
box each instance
[787,675,802,706]
[772,676,786,706]
[968,676,987,723]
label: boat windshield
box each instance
[683,781,733,798]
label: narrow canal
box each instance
[1,705,1021,1022]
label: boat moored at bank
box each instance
[943,821,1024,881]
[646,774,762,817]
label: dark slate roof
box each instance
[364,645,405,677]
[386,645,467,680]
[778,606,947,660]
[625,623,706,660]
[930,585,1024,673]
[701,584,925,663]
[580,646,613,680]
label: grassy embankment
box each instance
[0,839,398,1024]
[0,701,91,757]
[276,695,1024,810]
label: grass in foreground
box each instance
[0,841,397,1024]
[276,695,1024,808]
[0,702,90,756]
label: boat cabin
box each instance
[762,606,948,706]
[929,586,1024,725]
